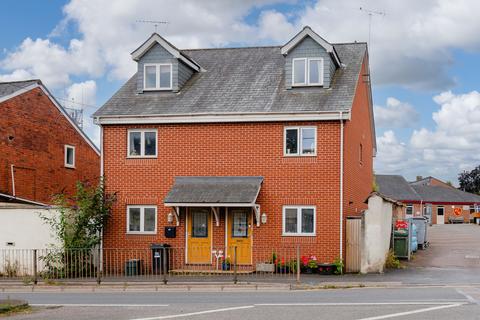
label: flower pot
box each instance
[222,262,231,271]
[318,263,336,275]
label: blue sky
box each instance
[1,0,480,184]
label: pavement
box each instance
[1,224,480,319]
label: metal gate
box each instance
[346,217,362,273]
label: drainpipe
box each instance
[339,112,344,260]
[10,164,15,197]
[99,123,104,275]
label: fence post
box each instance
[162,247,168,285]
[96,247,101,285]
[296,245,300,284]
[33,249,38,285]
[233,246,238,284]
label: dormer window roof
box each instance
[131,33,201,72]
[281,26,341,67]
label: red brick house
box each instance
[94,27,375,268]
[0,79,100,204]
[376,175,480,224]
[0,80,100,248]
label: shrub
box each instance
[384,249,401,269]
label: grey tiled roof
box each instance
[375,175,422,201]
[164,176,263,204]
[412,185,480,203]
[94,43,366,117]
[0,80,39,99]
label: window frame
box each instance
[127,129,158,158]
[283,126,317,157]
[143,63,173,91]
[64,145,75,168]
[292,57,324,87]
[282,205,316,236]
[126,205,157,235]
[405,204,413,217]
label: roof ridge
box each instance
[0,79,40,85]
[182,45,281,51]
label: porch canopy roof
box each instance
[164,176,263,226]
[164,176,263,206]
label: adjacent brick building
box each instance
[94,27,375,269]
[0,80,100,204]
[376,175,480,224]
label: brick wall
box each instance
[0,87,100,204]
[343,55,374,217]
[103,121,343,262]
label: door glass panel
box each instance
[192,209,208,238]
[232,211,248,238]
[437,207,444,215]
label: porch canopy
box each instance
[164,176,263,226]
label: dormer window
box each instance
[144,63,172,90]
[292,58,324,87]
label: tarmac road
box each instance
[2,285,480,320]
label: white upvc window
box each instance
[284,126,317,156]
[144,63,172,90]
[64,145,75,168]
[127,129,157,158]
[127,205,157,234]
[283,206,316,236]
[405,204,413,217]
[292,57,324,86]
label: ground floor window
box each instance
[282,206,316,236]
[127,205,157,234]
[405,204,413,217]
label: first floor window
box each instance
[64,145,75,168]
[283,206,315,236]
[128,129,157,157]
[405,204,413,216]
[127,206,157,234]
[285,127,317,156]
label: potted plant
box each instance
[256,252,275,272]
[305,259,318,274]
[275,257,289,273]
[222,257,231,271]
[318,262,336,275]
[333,257,344,275]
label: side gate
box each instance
[345,217,362,273]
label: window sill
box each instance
[126,232,157,235]
[292,84,324,87]
[143,88,172,91]
[283,154,317,157]
[126,156,158,159]
[64,165,76,169]
[282,233,316,237]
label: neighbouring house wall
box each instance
[412,203,471,224]
[0,206,59,249]
[102,121,342,262]
[0,88,100,204]
[343,54,374,218]
[361,195,394,273]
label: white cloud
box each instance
[374,97,419,128]
[2,0,480,91]
[64,80,100,146]
[375,91,480,183]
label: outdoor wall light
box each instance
[167,212,174,223]
[261,212,267,224]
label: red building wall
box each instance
[0,87,100,204]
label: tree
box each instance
[40,179,116,278]
[458,166,480,194]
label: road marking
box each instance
[130,305,254,320]
[457,288,480,304]
[355,303,464,320]
[30,304,169,307]
[255,301,468,306]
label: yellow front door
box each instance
[227,208,252,265]
[187,208,212,264]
